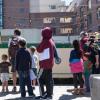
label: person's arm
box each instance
[15,51,20,71]
[96,55,99,68]
[29,52,32,69]
[8,38,11,55]
[53,44,61,64]
[54,45,59,59]
[37,41,46,53]
[69,51,73,63]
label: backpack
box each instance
[8,37,19,58]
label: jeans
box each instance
[84,73,91,92]
[18,71,33,97]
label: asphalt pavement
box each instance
[0,86,91,100]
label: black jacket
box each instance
[16,48,32,71]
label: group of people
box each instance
[0,27,60,100]
[68,31,100,95]
[1,27,100,99]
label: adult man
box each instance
[8,29,23,92]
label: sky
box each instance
[64,0,73,5]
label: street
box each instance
[0,86,91,100]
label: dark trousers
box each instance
[73,72,84,88]
[92,64,100,74]
[18,71,33,97]
[38,68,53,97]
[84,73,91,92]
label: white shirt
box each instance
[31,54,38,68]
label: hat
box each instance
[80,31,88,37]
[30,46,36,50]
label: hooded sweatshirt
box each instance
[37,27,55,69]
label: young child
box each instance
[29,46,38,89]
[0,54,11,92]
[15,39,34,97]
[69,40,84,95]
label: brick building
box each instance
[77,0,100,32]
[3,0,30,29]
[87,0,100,32]
[30,12,76,35]
[0,0,3,29]
[68,0,100,33]
[1,0,76,35]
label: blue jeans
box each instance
[84,73,91,92]
[18,71,33,97]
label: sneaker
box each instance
[72,88,79,95]
[78,88,85,95]
[32,87,35,90]
[12,87,16,92]
[29,93,36,97]
[42,95,52,100]
[35,96,43,99]
[46,96,52,100]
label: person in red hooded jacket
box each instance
[80,31,89,51]
[36,27,55,100]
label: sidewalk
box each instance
[0,86,91,100]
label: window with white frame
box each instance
[88,0,92,9]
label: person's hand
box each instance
[55,57,61,64]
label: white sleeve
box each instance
[34,55,38,64]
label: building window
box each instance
[49,5,56,9]
[19,8,25,13]
[87,13,92,25]
[16,19,27,27]
[20,0,24,2]
[52,28,56,35]
[88,0,92,9]
[97,8,100,19]
[98,26,100,31]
